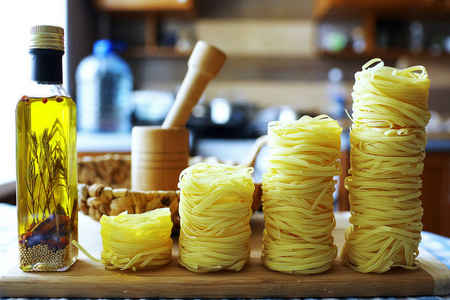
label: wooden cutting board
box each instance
[1,212,449,298]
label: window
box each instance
[0,0,67,197]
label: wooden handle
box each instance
[162,41,227,129]
[242,135,268,168]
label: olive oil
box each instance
[16,95,78,271]
[16,26,78,271]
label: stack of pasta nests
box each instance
[177,163,255,273]
[261,115,342,274]
[342,58,431,273]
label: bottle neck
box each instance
[30,48,63,84]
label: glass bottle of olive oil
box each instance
[16,25,78,271]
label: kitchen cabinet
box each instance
[314,0,450,20]
[338,149,450,237]
[90,0,315,60]
[93,0,196,58]
[421,152,450,237]
[94,0,194,12]
[314,0,450,58]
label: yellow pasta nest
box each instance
[261,115,342,274]
[74,208,173,271]
[100,208,173,271]
[177,163,255,273]
[342,58,431,273]
[352,58,430,129]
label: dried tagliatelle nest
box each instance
[73,207,173,271]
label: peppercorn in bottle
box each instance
[16,25,78,271]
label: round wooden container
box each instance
[131,126,189,191]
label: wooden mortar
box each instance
[131,41,227,191]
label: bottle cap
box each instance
[93,39,114,56]
[93,39,127,56]
[30,25,64,52]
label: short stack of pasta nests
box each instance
[177,163,255,273]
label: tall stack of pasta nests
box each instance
[261,115,342,274]
[341,59,431,273]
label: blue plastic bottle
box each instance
[76,40,133,132]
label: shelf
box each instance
[314,0,450,59]
[125,46,319,59]
[314,0,450,20]
[317,48,450,59]
[94,0,194,12]
[316,48,367,58]
[125,46,191,58]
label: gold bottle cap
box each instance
[30,25,64,51]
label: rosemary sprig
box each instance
[25,118,70,235]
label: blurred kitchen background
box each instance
[67,0,450,134]
[1,0,449,236]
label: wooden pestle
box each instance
[162,40,227,129]
[132,41,226,191]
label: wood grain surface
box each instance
[131,126,189,191]
[1,212,449,298]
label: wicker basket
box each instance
[77,136,267,229]
[78,182,181,229]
